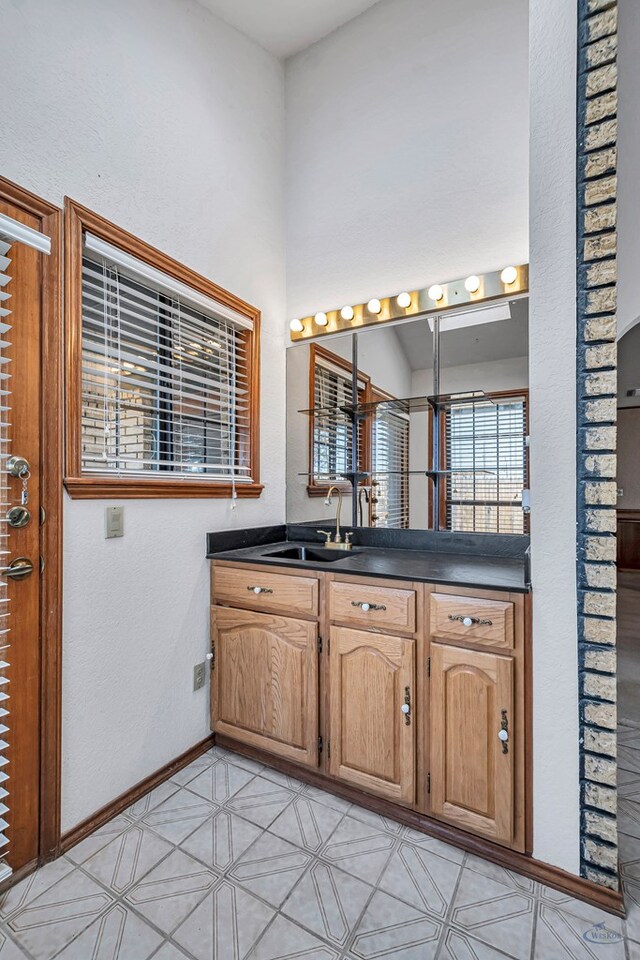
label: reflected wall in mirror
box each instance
[286,298,529,533]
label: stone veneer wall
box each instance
[577,0,619,890]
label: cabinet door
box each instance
[212,606,319,767]
[329,627,415,806]
[430,643,514,845]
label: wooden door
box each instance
[0,192,57,875]
[329,626,415,806]
[211,606,319,767]
[429,643,514,845]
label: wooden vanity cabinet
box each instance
[429,642,514,844]
[328,626,415,806]
[426,584,528,852]
[210,564,321,768]
[210,561,529,855]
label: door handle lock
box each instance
[0,557,34,580]
[6,456,30,478]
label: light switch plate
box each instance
[105,506,124,539]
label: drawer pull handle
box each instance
[448,614,493,627]
[248,586,273,595]
[402,686,411,725]
[499,709,509,754]
[352,601,387,612]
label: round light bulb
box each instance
[428,284,444,302]
[289,318,304,332]
[367,298,382,314]
[465,275,480,293]
[340,305,355,321]
[314,312,328,326]
[396,292,411,309]
[500,266,518,285]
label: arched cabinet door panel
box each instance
[429,642,514,845]
[211,606,319,767]
[329,626,415,806]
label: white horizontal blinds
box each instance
[445,396,527,534]
[81,238,253,480]
[371,404,409,528]
[312,358,356,483]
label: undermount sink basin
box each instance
[262,545,358,563]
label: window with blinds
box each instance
[66,204,261,498]
[444,394,528,534]
[371,403,410,528]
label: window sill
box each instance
[306,482,353,498]
[64,477,264,500]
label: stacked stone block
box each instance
[577,0,619,890]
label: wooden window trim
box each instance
[429,388,530,533]
[307,343,370,497]
[64,199,263,499]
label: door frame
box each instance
[0,176,63,869]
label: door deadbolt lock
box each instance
[6,506,31,528]
[6,456,30,478]
[0,557,34,580]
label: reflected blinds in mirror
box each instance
[312,356,362,484]
[81,247,253,481]
[371,405,409,528]
[444,395,527,534]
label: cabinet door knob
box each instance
[499,709,509,753]
[361,602,370,611]
[205,653,214,661]
[402,686,411,725]
[448,614,493,627]
[248,585,273,595]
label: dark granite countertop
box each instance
[207,525,531,593]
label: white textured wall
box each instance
[0,0,286,831]
[529,0,579,873]
[616,0,640,340]
[285,0,529,320]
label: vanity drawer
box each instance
[430,593,514,649]
[329,580,416,633]
[212,564,319,617]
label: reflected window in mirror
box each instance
[370,389,410,528]
[437,391,528,534]
[308,344,369,495]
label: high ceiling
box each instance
[392,297,530,371]
[197,0,383,59]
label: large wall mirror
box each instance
[286,297,529,534]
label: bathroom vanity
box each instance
[207,526,531,857]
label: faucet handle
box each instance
[344,532,353,545]
[317,529,333,545]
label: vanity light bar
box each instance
[288,263,529,341]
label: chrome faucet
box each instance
[317,486,353,550]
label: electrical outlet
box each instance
[193,661,206,691]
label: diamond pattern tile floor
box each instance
[0,746,635,959]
